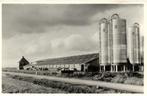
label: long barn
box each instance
[24,53,99,72]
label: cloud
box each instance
[3,4,135,38]
[51,38,65,54]
[2,4,143,67]
[3,32,99,67]
[2,33,53,66]
[64,34,94,51]
[50,33,99,56]
[64,34,99,53]
[25,36,53,55]
[92,32,99,42]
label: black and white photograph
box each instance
[2,3,144,93]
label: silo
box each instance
[133,23,140,65]
[127,23,140,71]
[127,26,134,64]
[140,36,144,71]
[99,18,109,72]
[108,20,113,71]
[141,36,144,65]
[108,20,113,65]
[111,14,127,72]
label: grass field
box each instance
[2,73,66,93]
[2,69,143,93]
[2,69,144,86]
[2,73,130,93]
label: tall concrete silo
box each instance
[127,26,134,64]
[127,23,141,71]
[133,23,140,65]
[108,19,113,71]
[140,36,144,71]
[141,36,144,65]
[99,18,109,72]
[110,14,127,72]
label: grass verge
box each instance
[5,74,129,93]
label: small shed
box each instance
[19,56,29,70]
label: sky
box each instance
[2,4,144,68]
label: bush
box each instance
[124,77,144,85]
[111,74,126,83]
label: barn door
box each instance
[81,64,84,71]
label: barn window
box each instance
[65,64,68,68]
[62,64,64,68]
[70,64,74,68]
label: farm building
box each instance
[22,13,144,73]
[19,56,29,70]
[24,53,99,72]
[23,64,37,70]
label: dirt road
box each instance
[3,72,143,93]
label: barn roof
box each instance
[19,56,29,64]
[35,53,98,65]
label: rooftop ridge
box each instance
[37,52,98,62]
[35,52,99,65]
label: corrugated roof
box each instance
[35,53,98,65]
